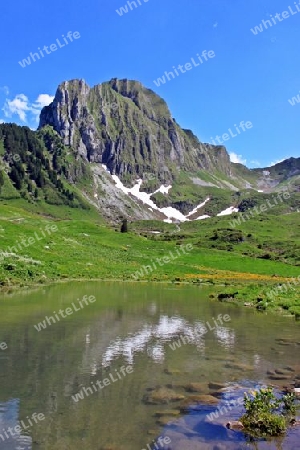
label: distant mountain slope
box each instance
[0,124,162,222]
[0,123,90,208]
[252,158,300,192]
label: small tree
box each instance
[10,166,22,190]
[0,170,4,193]
[121,219,128,233]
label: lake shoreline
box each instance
[1,275,299,321]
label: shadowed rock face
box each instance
[39,78,232,186]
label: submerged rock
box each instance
[276,340,293,346]
[226,421,244,430]
[283,366,295,372]
[156,416,178,426]
[147,429,159,435]
[154,409,181,417]
[184,382,207,393]
[180,394,219,409]
[275,368,295,375]
[224,362,253,372]
[268,374,291,381]
[144,387,185,405]
[208,382,226,390]
[164,368,182,375]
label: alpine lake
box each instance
[0,281,299,450]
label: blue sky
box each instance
[1,0,300,168]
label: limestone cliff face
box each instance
[39,79,92,158]
[39,78,232,186]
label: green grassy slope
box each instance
[1,199,299,317]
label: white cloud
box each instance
[0,119,4,124]
[34,94,54,108]
[0,86,9,95]
[3,93,54,124]
[3,94,30,122]
[229,152,247,165]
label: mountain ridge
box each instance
[38,78,237,184]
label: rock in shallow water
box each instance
[294,387,300,397]
[274,368,294,375]
[208,382,226,390]
[143,387,185,404]
[226,421,244,430]
[268,374,291,381]
[164,368,182,375]
[154,409,181,417]
[180,394,220,409]
[156,416,179,426]
[184,383,207,393]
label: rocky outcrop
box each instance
[37,77,300,221]
[39,78,233,186]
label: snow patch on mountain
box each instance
[186,198,210,218]
[109,170,188,221]
[217,206,239,216]
[103,165,236,222]
[196,215,210,220]
[154,185,172,195]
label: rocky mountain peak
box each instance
[38,78,236,187]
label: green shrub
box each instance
[240,387,296,437]
[242,411,286,436]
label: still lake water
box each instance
[0,282,299,450]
